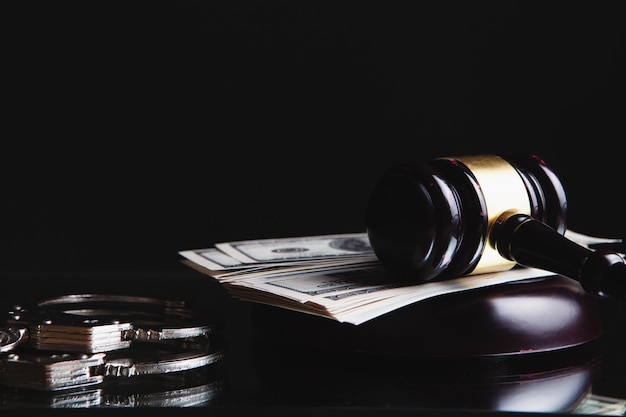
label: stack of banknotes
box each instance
[179,231,623,325]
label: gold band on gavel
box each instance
[445,155,531,275]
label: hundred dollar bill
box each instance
[213,233,374,264]
[179,246,377,272]
[181,229,620,271]
[179,248,251,270]
[223,265,555,325]
[179,229,624,324]
[572,394,626,416]
[180,257,381,282]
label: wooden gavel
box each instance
[366,154,626,299]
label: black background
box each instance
[2,1,625,272]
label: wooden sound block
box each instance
[252,274,603,357]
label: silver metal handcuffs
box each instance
[2,293,216,353]
[0,341,225,391]
[0,294,225,391]
[0,368,225,407]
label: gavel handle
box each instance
[492,212,626,299]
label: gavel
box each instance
[366,154,626,299]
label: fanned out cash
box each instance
[179,232,623,326]
[572,394,626,416]
[179,233,380,281]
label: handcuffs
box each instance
[0,369,225,407]
[0,294,225,392]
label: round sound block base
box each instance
[251,274,603,358]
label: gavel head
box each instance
[366,154,567,282]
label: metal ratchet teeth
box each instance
[103,348,225,378]
[121,324,213,342]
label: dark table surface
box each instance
[1,254,625,416]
